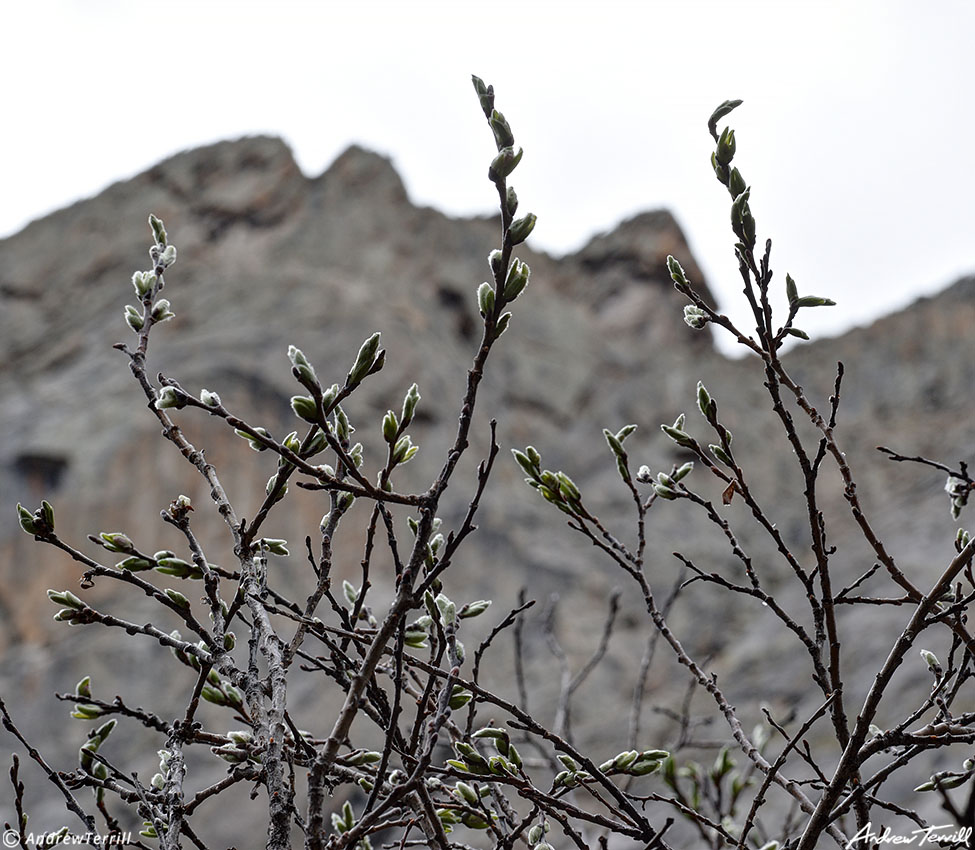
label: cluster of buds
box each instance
[16,500,54,537]
[598,747,670,777]
[513,445,584,515]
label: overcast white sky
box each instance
[3,1,974,350]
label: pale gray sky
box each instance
[3,1,974,350]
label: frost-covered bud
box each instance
[636,465,653,484]
[200,388,221,407]
[683,305,709,329]
[156,386,183,409]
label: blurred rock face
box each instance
[0,137,972,834]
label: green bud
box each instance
[785,273,799,306]
[710,444,734,466]
[75,675,92,699]
[528,825,545,845]
[728,167,746,199]
[697,382,712,417]
[382,410,399,443]
[674,462,694,482]
[489,109,515,149]
[124,305,144,332]
[920,649,941,672]
[235,426,271,452]
[198,388,221,407]
[471,74,494,116]
[16,503,37,535]
[48,589,84,609]
[653,483,679,500]
[117,556,153,572]
[448,686,473,710]
[512,449,539,478]
[493,311,512,339]
[793,295,837,308]
[287,345,319,389]
[683,305,709,329]
[393,435,419,465]
[506,186,518,216]
[477,281,495,317]
[159,244,177,267]
[343,580,358,607]
[319,383,340,412]
[455,781,478,804]
[400,383,420,428]
[347,332,382,385]
[290,395,318,423]
[488,146,523,181]
[711,151,729,185]
[459,599,491,619]
[786,327,810,340]
[131,271,156,298]
[260,538,288,557]
[148,214,167,247]
[70,703,104,720]
[156,386,183,409]
[661,424,694,448]
[164,589,191,610]
[556,471,581,503]
[616,423,637,442]
[502,259,530,301]
[667,255,688,288]
[509,213,537,245]
[150,298,175,323]
[603,429,627,459]
[715,126,736,166]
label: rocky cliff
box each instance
[1,136,972,836]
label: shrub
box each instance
[5,79,974,850]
